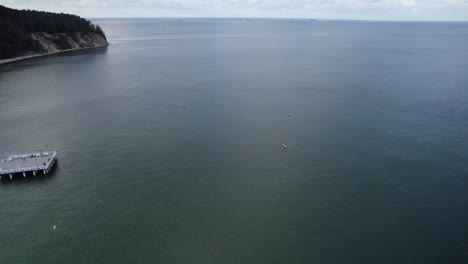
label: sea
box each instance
[0,19,467,264]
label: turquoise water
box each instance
[0,19,467,263]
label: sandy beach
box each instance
[0,44,109,65]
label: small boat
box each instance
[282,144,288,148]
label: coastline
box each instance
[0,44,109,65]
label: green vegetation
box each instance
[0,5,106,59]
[52,35,72,50]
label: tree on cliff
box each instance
[0,5,107,59]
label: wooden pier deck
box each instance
[0,151,57,180]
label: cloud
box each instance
[0,0,467,20]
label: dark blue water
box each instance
[0,19,467,263]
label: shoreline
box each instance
[0,44,109,65]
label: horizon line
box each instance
[88,17,468,23]
[3,5,467,23]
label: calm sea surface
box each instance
[0,19,467,263]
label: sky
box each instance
[1,0,468,21]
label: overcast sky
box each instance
[1,0,468,21]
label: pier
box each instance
[0,151,57,180]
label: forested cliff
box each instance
[0,5,108,59]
